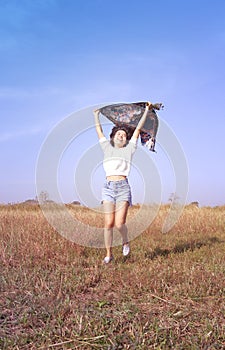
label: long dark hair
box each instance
[109,125,132,147]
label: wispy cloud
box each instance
[0,86,67,100]
[0,126,44,143]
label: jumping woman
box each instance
[94,102,152,264]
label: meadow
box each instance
[0,203,224,349]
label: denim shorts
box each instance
[102,178,132,206]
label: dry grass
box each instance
[0,204,224,349]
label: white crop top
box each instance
[99,136,137,177]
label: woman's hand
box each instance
[146,102,153,109]
[146,102,164,110]
[93,108,100,115]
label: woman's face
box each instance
[113,130,127,147]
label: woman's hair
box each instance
[109,125,131,147]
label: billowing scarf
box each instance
[99,102,163,152]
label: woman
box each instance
[94,102,152,264]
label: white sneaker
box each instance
[122,243,130,256]
[103,256,114,264]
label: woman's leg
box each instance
[103,201,115,258]
[114,201,129,244]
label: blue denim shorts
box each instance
[102,179,132,206]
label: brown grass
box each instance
[0,204,224,349]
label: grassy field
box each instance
[0,203,224,349]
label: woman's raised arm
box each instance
[94,109,105,139]
[132,102,153,140]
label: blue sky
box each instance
[1,0,225,206]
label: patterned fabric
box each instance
[99,102,163,152]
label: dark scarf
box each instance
[99,102,163,152]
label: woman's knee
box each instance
[115,222,126,231]
[105,221,114,229]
